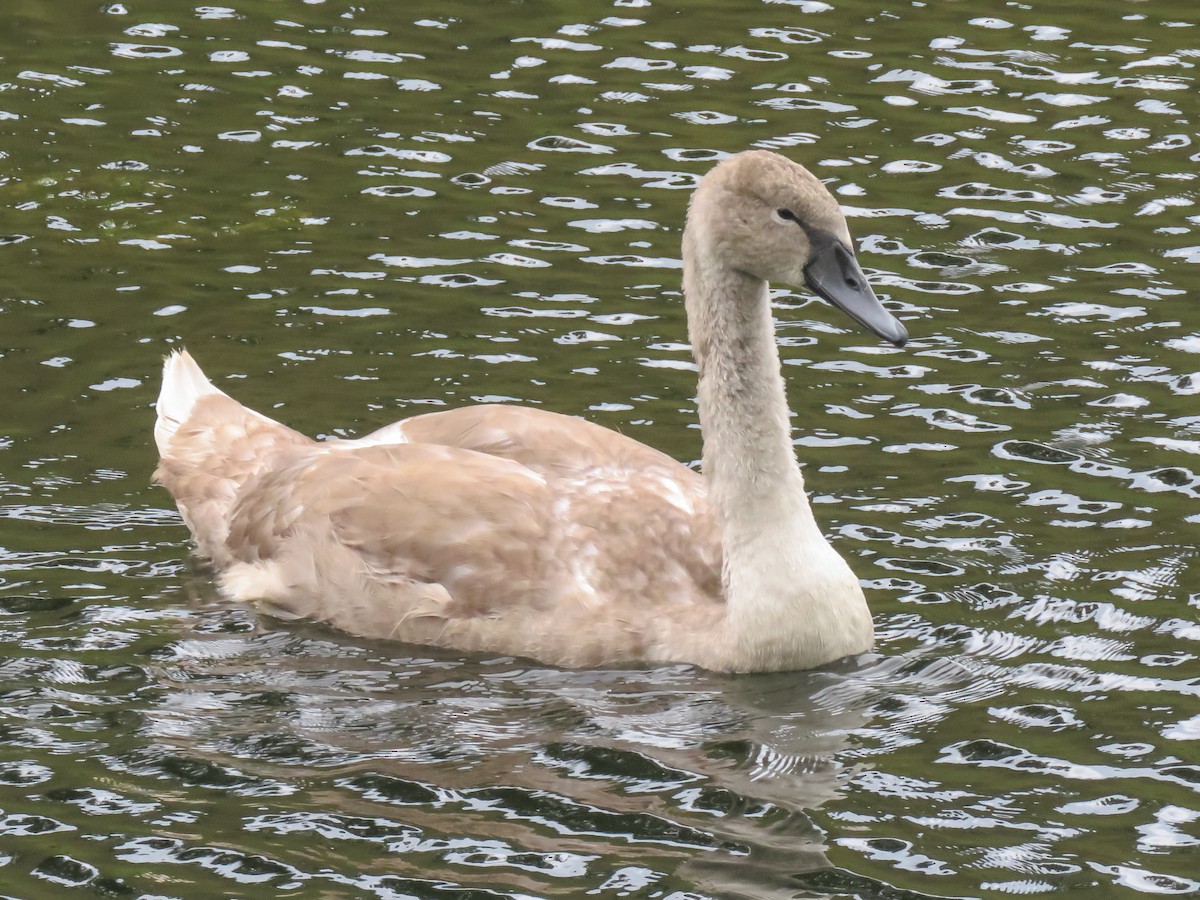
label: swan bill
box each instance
[803,237,908,347]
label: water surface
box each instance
[1,1,1198,897]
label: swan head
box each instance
[687,150,908,347]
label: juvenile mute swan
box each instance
[154,150,908,673]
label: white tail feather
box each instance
[154,349,224,455]
[154,350,311,565]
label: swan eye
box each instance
[775,208,799,224]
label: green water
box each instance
[1,0,1198,897]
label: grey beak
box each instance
[803,238,908,347]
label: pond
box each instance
[1,0,1197,897]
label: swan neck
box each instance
[685,262,808,526]
[683,232,873,671]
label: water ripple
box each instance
[1,1,1198,897]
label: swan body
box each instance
[153,150,908,673]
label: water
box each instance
[1,0,1198,896]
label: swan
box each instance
[153,149,908,673]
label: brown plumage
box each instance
[154,150,908,672]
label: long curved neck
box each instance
[685,254,813,547]
[683,227,870,670]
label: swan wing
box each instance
[222,441,551,603]
[218,441,723,664]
